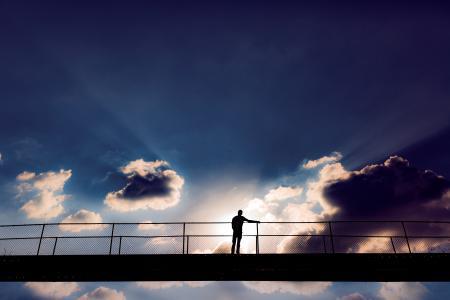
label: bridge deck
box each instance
[2,253,450,282]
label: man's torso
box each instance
[232,215,245,232]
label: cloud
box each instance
[136,281,210,289]
[0,152,2,164]
[303,162,350,217]
[337,292,368,300]
[17,171,36,181]
[192,240,232,254]
[379,283,427,300]
[264,186,303,201]
[24,282,80,299]
[280,156,450,253]
[303,151,343,169]
[323,156,450,220]
[210,241,232,253]
[242,281,331,295]
[59,209,105,232]
[17,169,72,220]
[245,184,313,223]
[77,286,125,300]
[104,159,184,212]
[240,184,324,254]
[120,159,168,176]
[147,237,177,246]
[136,282,183,289]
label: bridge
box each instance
[1,221,450,281]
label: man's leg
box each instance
[236,234,242,254]
[231,232,236,254]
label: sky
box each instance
[1,0,450,299]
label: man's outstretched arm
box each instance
[244,217,260,223]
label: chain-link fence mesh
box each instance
[1,221,449,255]
[52,237,111,255]
[186,236,232,254]
[0,224,43,239]
[331,221,405,236]
[113,223,183,237]
[0,238,40,255]
[45,223,112,237]
[259,235,329,253]
[119,236,183,254]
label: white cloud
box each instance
[337,292,368,300]
[18,169,72,220]
[245,160,348,229]
[136,282,183,289]
[245,197,278,219]
[303,151,343,169]
[59,209,105,232]
[77,286,125,300]
[24,282,80,299]
[147,237,177,246]
[227,156,353,255]
[136,281,210,289]
[240,185,324,254]
[0,152,3,163]
[105,159,184,212]
[120,159,168,176]
[304,162,349,216]
[379,283,427,300]
[210,240,232,253]
[264,186,303,201]
[17,171,36,181]
[281,202,321,222]
[192,240,232,254]
[184,281,211,288]
[242,281,331,295]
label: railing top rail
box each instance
[3,234,450,240]
[2,220,450,227]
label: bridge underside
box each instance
[2,254,450,282]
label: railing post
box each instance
[109,223,115,255]
[328,222,335,253]
[401,221,412,253]
[256,222,259,254]
[322,235,327,253]
[186,235,189,254]
[119,236,122,255]
[36,224,45,256]
[390,237,396,254]
[182,223,186,254]
[52,237,58,255]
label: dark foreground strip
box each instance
[1,254,450,282]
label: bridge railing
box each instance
[1,221,450,255]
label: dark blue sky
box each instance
[2,1,450,181]
[2,1,450,299]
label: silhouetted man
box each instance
[231,210,260,254]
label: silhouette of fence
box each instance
[1,221,450,255]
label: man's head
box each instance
[238,210,243,216]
